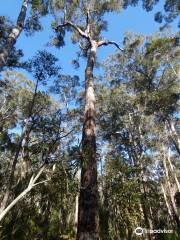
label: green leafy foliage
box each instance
[0,1,179,239]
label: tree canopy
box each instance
[0,0,179,240]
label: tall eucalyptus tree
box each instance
[49,1,124,239]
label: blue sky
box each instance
[0,0,178,82]
[1,0,178,145]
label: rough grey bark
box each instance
[0,0,28,68]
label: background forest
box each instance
[0,0,179,240]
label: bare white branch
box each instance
[57,21,88,39]
[33,179,49,187]
[0,166,46,222]
[98,40,124,51]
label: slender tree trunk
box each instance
[0,0,28,68]
[0,184,30,222]
[167,147,180,192]
[139,191,153,240]
[74,193,79,234]
[166,120,180,156]
[101,186,110,240]
[20,78,39,179]
[162,144,180,228]
[74,169,81,235]
[128,117,153,240]
[0,79,38,213]
[76,43,99,240]
[0,132,24,213]
[161,183,175,228]
[21,119,30,179]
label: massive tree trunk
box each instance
[0,0,28,68]
[55,13,122,239]
[76,43,99,240]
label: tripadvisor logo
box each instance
[134,227,144,236]
[134,227,173,236]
